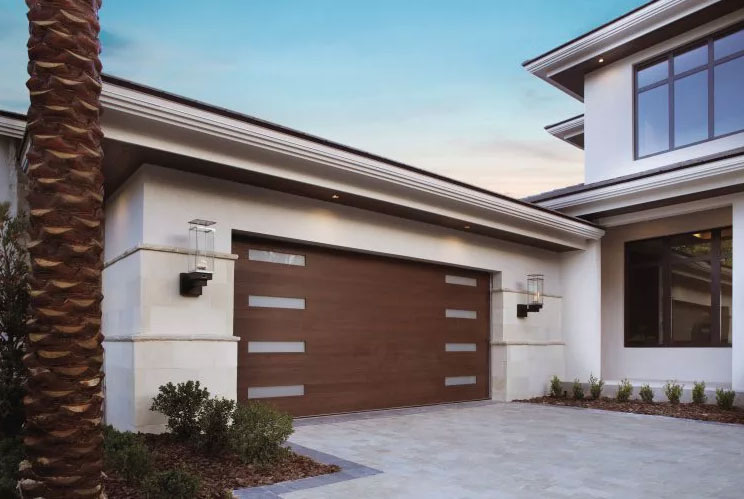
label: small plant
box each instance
[716,388,736,410]
[664,380,683,404]
[549,375,562,398]
[102,425,151,485]
[692,381,707,405]
[616,378,633,402]
[199,397,236,454]
[639,384,654,403]
[588,373,604,400]
[230,402,294,465]
[151,380,210,440]
[143,468,201,499]
[572,379,584,400]
[0,436,23,498]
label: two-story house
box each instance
[525,0,743,395]
[0,0,740,432]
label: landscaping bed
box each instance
[104,433,339,498]
[520,396,744,425]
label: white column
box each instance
[561,239,602,381]
[732,196,744,391]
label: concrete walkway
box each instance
[280,401,744,498]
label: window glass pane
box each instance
[721,228,733,345]
[714,56,744,136]
[674,45,707,74]
[637,59,669,88]
[627,265,663,346]
[714,28,744,60]
[674,70,708,146]
[627,238,664,265]
[670,231,712,259]
[637,84,669,156]
[671,261,712,345]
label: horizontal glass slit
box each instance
[248,249,305,266]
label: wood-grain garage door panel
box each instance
[234,237,489,416]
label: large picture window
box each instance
[635,23,744,158]
[625,227,733,347]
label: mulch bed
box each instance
[104,433,340,499]
[519,396,744,425]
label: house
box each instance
[0,0,740,433]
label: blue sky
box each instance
[0,1,645,197]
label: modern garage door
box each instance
[233,236,490,416]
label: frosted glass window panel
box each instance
[674,70,708,147]
[445,309,477,319]
[248,296,306,309]
[714,56,744,136]
[248,385,304,399]
[445,343,477,352]
[445,275,477,286]
[445,376,476,386]
[637,84,669,156]
[674,45,707,75]
[637,59,668,88]
[248,341,305,353]
[248,249,305,266]
[714,28,744,60]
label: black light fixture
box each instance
[517,274,544,318]
[180,219,216,297]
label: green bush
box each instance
[716,388,736,410]
[0,436,23,498]
[664,380,683,404]
[151,381,210,440]
[199,397,236,454]
[572,379,584,400]
[143,468,200,499]
[230,402,294,465]
[588,373,604,400]
[102,425,151,485]
[692,381,707,405]
[616,378,633,402]
[639,384,654,403]
[549,375,562,398]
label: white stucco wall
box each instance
[601,207,733,384]
[584,8,744,184]
[732,195,744,391]
[102,164,602,429]
[0,137,20,214]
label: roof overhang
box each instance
[545,115,584,149]
[523,0,743,101]
[0,111,26,140]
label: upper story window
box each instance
[635,23,744,159]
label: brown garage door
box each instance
[233,236,490,416]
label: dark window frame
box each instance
[624,226,733,348]
[634,21,744,160]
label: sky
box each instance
[0,0,646,198]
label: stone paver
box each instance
[279,402,744,498]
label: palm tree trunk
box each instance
[20,0,105,497]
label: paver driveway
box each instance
[282,401,744,498]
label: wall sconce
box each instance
[180,219,216,297]
[517,274,544,318]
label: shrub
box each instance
[572,379,584,400]
[0,436,23,498]
[151,381,210,440]
[102,425,151,485]
[639,384,654,403]
[549,375,562,398]
[199,397,236,454]
[692,381,707,405]
[0,204,30,437]
[588,373,604,400]
[143,468,200,499]
[230,402,294,465]
[716,388,736,410]
[616,378,633,402]
[664,380,683,404]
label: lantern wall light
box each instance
[180,219,216,297]
[517,274,544,318]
